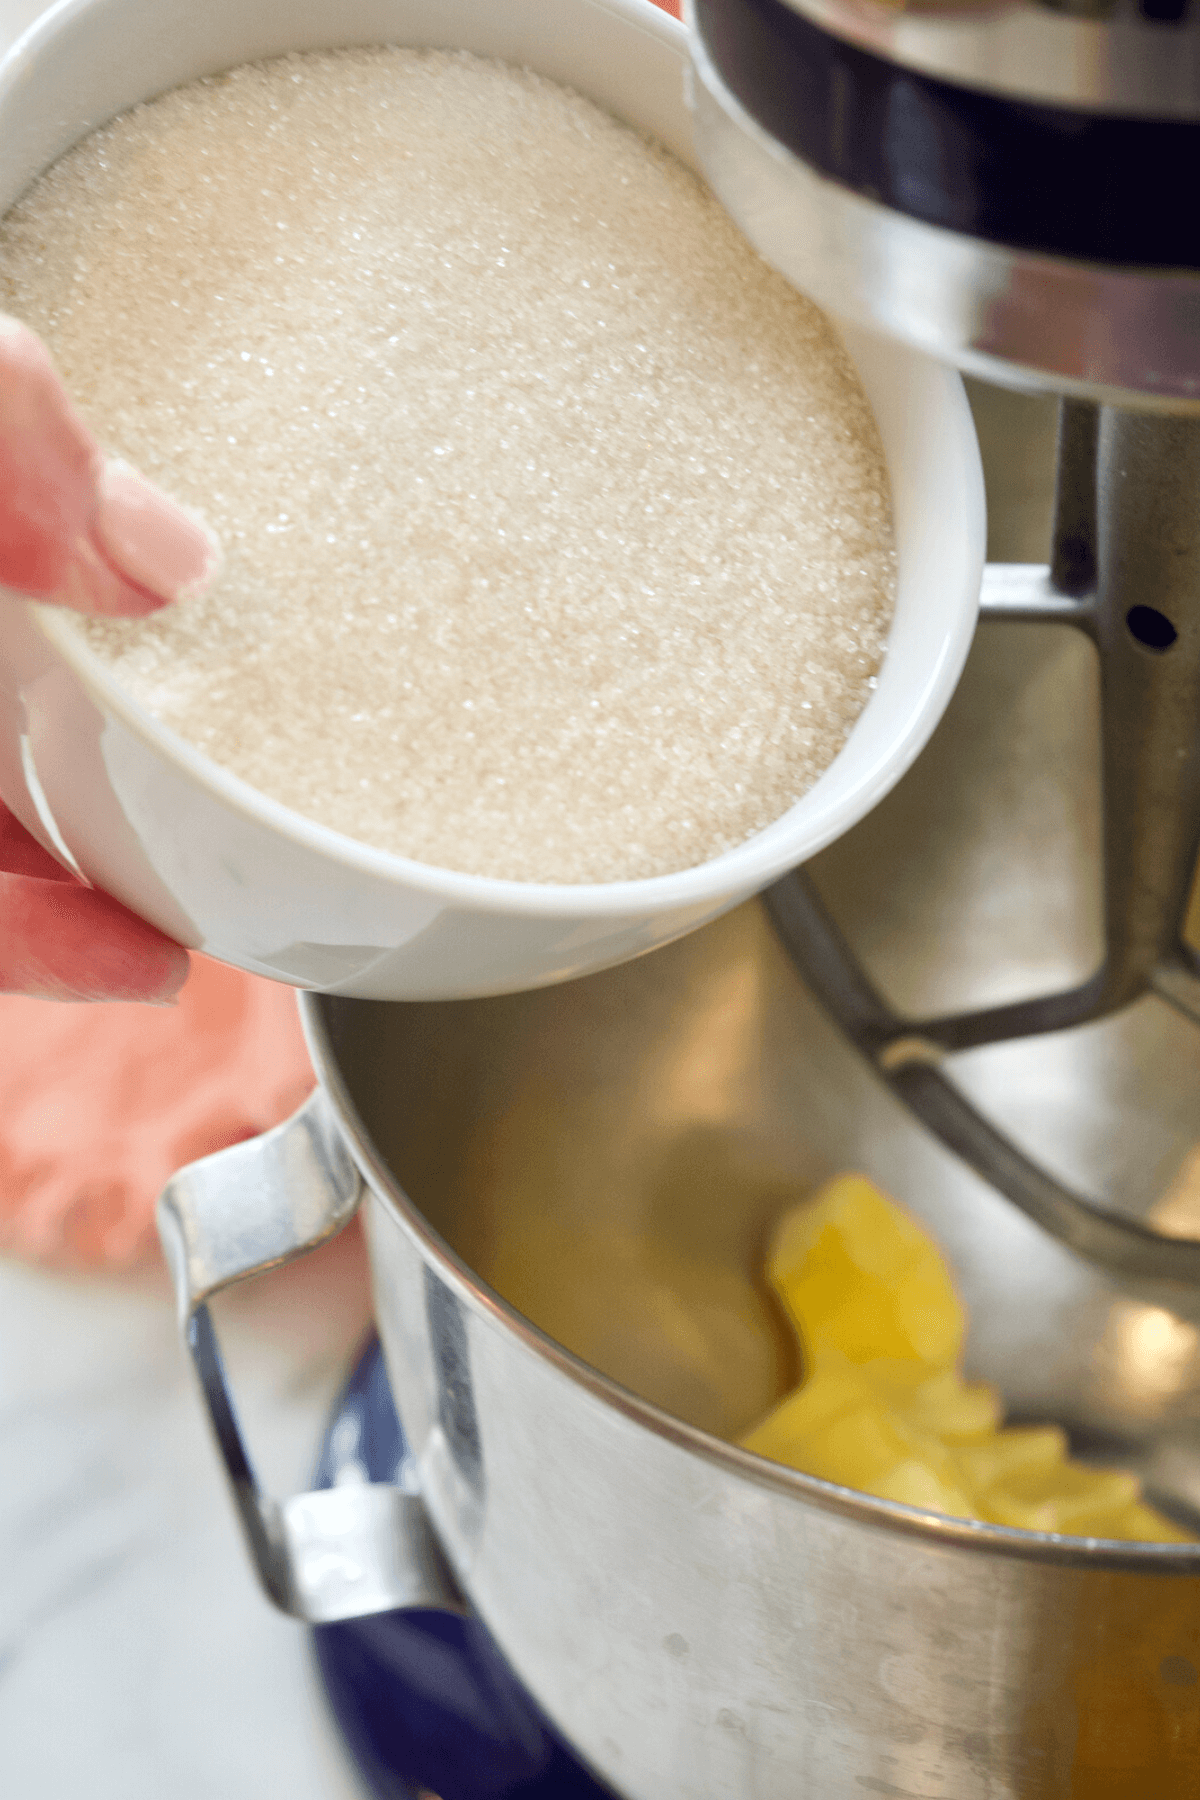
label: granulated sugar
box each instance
[0,48,896,884]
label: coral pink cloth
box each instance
[0,955,314,1269]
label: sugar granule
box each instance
[0,48,896,884]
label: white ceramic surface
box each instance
[0,0,986,1001]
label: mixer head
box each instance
[689,0,1200,409]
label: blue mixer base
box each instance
[311,1336,616,1800]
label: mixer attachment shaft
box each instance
[768,402,1200,1287]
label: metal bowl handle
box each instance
[156,1090,466,1623]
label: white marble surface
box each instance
[0,1219,378,1798]
[0,1212,379,1798]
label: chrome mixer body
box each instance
[688,0,1200,408]
[691,0,1200,1291]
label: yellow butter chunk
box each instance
[742,1355,975,1516]
[767,1173,964,1368]
[953,1423,1068,1488]
[867,1362,1001,1445]
[741,1174,1188,1543]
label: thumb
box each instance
[90,457,221,611]
[0,314,221,617]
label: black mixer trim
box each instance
[694,0,1200,266]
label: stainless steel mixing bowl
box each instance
[161,408,1200,1790]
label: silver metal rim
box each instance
[770,0,1200,118]
[687,31,1200,412]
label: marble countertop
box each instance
[1,1215,378,1798]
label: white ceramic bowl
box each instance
[0,0,985,1001]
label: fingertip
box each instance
[0,311,61,380]
[94,458,221,607]
[47,531,173,619]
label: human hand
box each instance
[0,315,219,1001]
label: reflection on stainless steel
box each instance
[1102,1304,1200,1416]
[1156,1149,1200,1242]
[688,40,1200,410]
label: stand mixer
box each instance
[107,0,1200,1792]
[691,0,1200,1292]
